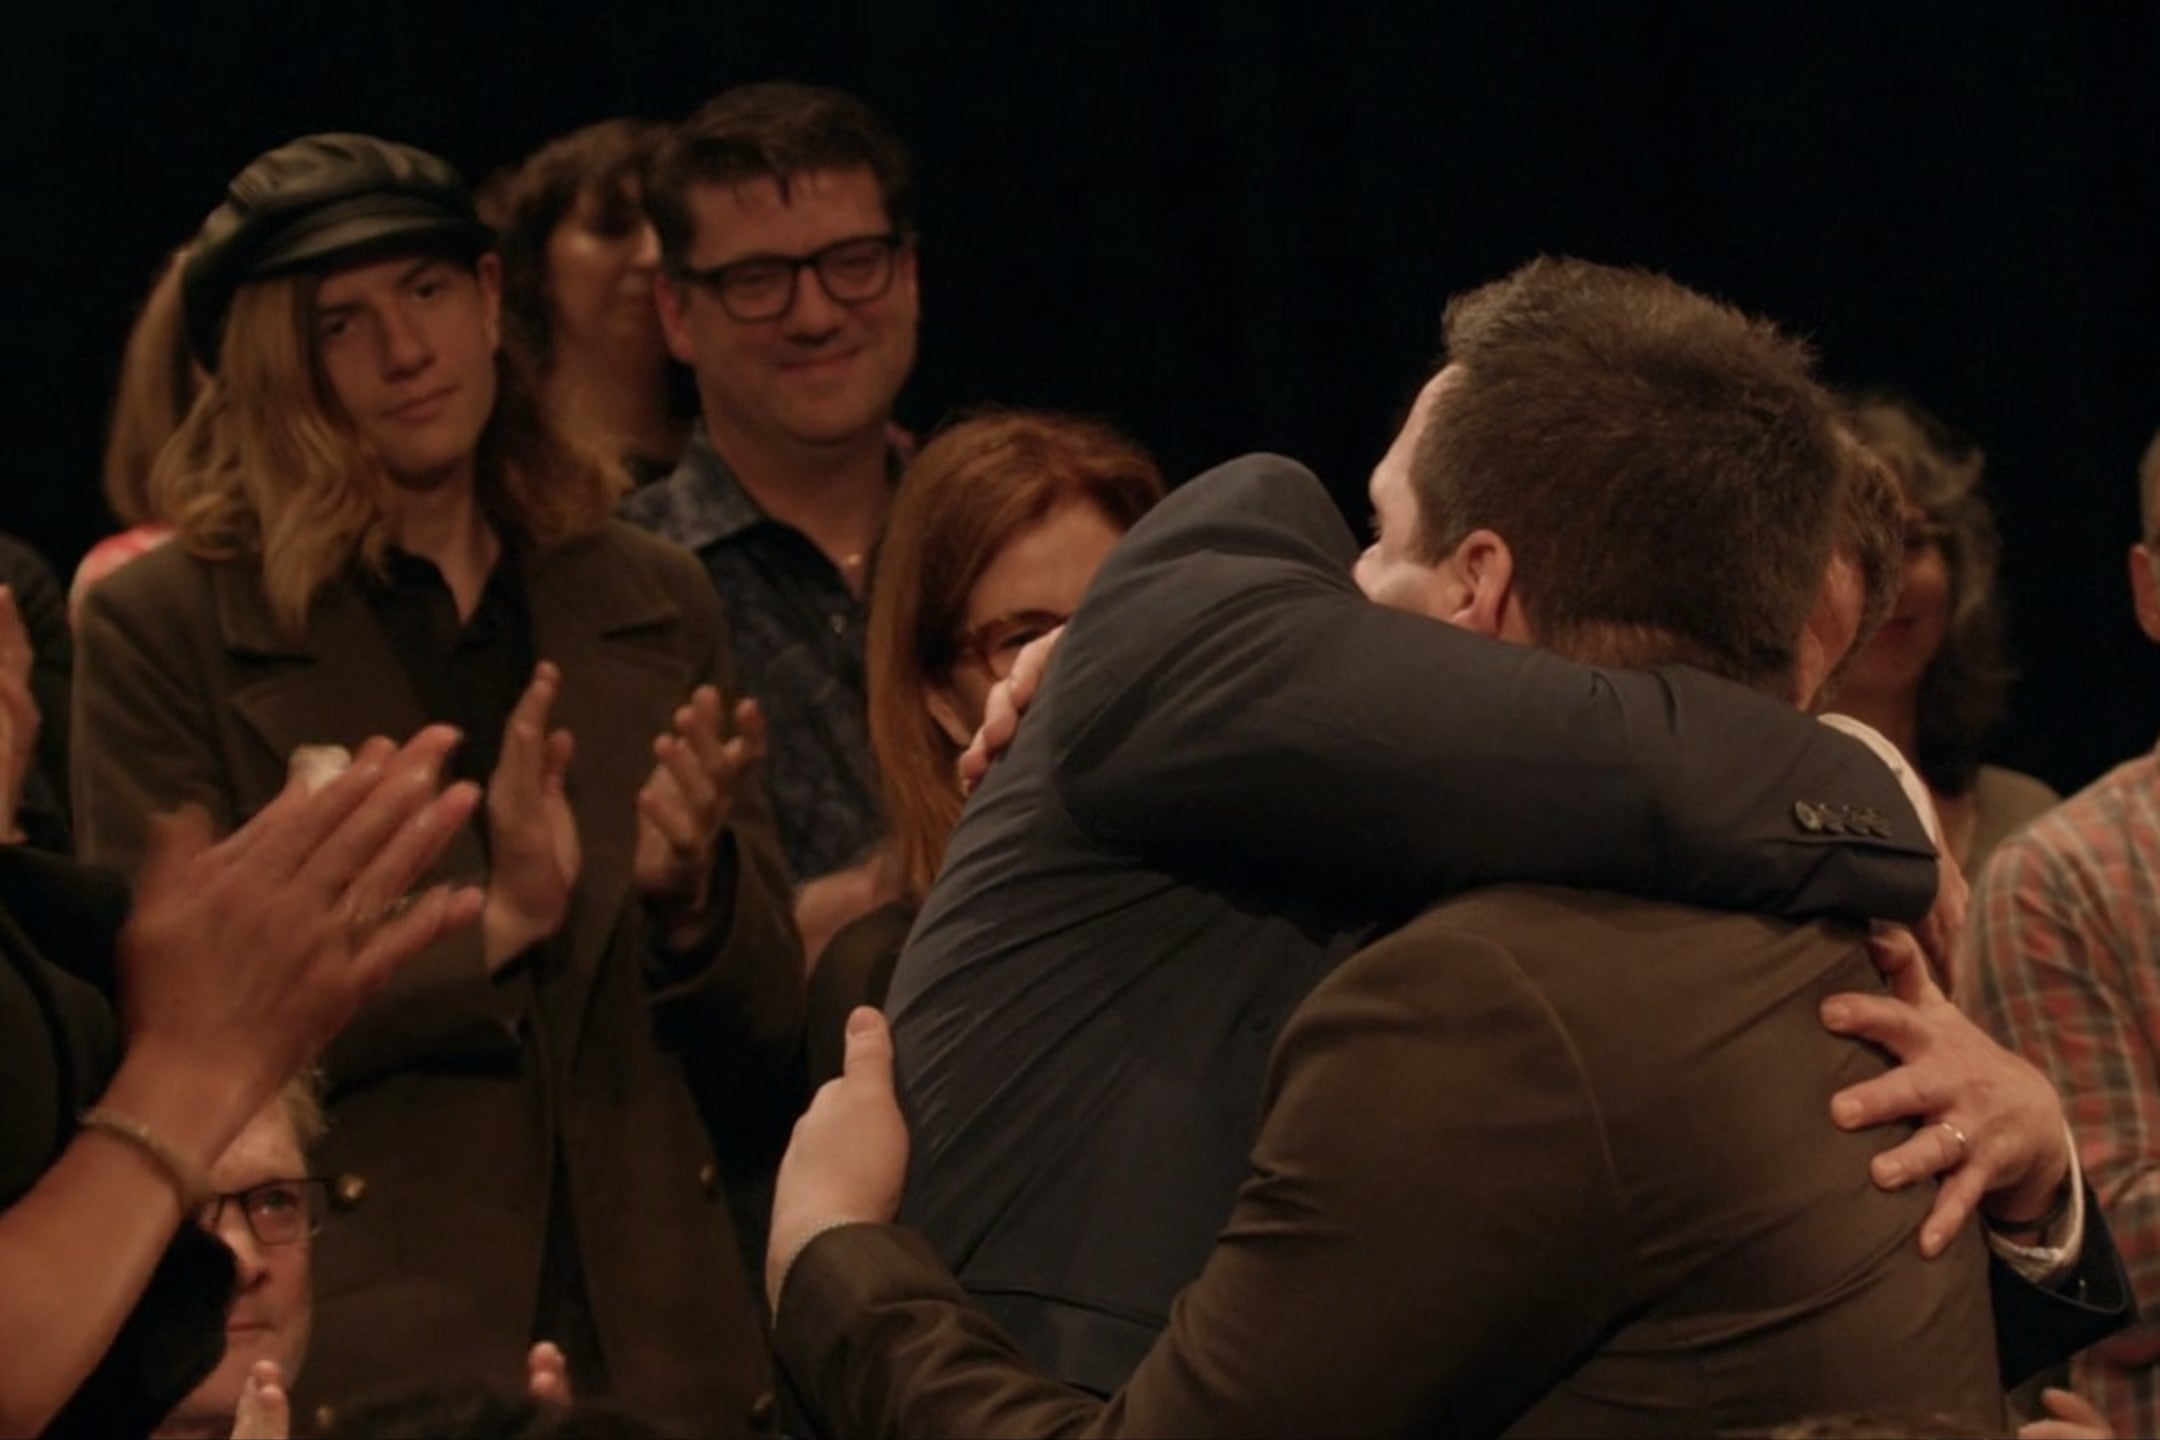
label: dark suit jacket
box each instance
[781,890,2010,1438]
[71,523,803,1436]
[888,453,1945,1394]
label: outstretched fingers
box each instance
[291,727,465,903]
[349,880,486,996]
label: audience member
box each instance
[1829,392,2058,875]
[152,1078,324,1440]
[805,411,1162,1080]
[766,260,2123,1436]
[0,720,482,1439]
[625,80,920,953]
[71,132,803,1435]
[74,247,197,617]
[1961,427,2160,1439]
[477,118,690,486]
[865,255,2115,1399]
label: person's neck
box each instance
[386,476,500,620]
[706,419,893,597]
[1825,685,1919,767]
[547,342,683,469]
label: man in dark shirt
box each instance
[71,132,802,1435]
[625,82,921,957]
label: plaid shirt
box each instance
[1960,739,2160,1436]
[620,428,886,882]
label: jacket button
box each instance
[698,1161,720,1198]
[748,1390,776,1427]
[1792,801,1825,833]
[313,1404,338,1432]
[332,1173,368,1210]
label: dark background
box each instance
[13,2,2158,793]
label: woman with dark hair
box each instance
[805,411,1163,1083]
[1827,393,2056,874]
[477,119,688,485]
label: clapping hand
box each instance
[633,685,766,946]
[483,663,580,970]
[229,1361,288,1439]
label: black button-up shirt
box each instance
[359,543,534,797]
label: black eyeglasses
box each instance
[673,233,905,322]
[197,1177,329,1247]
[952,609,1069,681]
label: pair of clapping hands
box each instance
[120,661,758,1208]
[342,661,765,969]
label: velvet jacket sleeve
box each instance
[1048,454,1938,925]
[775,930,1627,1438]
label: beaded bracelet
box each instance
[79,1107,212,1212]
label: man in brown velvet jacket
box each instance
[763,260,2123,1436]
[72,134,803,1436]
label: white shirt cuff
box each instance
[1986,1131,2086,1286]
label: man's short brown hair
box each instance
[647,81,912,269]
[1415,257,1844,696]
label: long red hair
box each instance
[868,410,1162,902]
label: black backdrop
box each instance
[14,1,2158,793]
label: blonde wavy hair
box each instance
[152,262,625,634]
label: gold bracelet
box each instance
[79,1107,212,1212]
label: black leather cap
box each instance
[181,132,495,370]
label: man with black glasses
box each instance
[628,82,922,958]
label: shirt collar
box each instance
[631,426,770,552]
[624,424,910,552]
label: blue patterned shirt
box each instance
[620,429,883,881]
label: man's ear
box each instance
[925,684,972,751]
[2132,542,2160,644]
[1442,529,1517,639]
[654,272,698,367]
